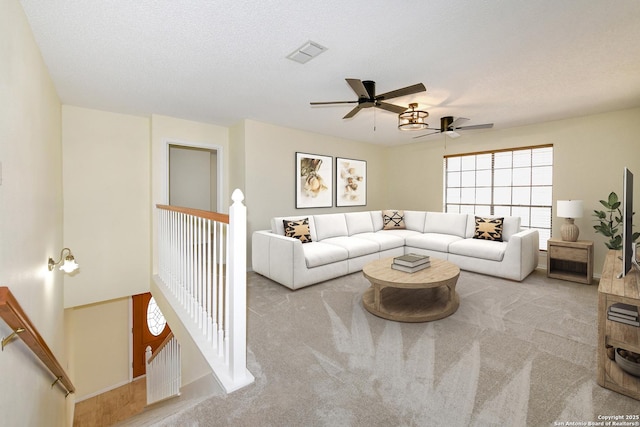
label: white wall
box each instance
[62,106,151,308]
[0,1,68,425]
[385,107,640,275]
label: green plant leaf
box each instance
[593,191,629,251]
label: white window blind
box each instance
[444,145,553,250]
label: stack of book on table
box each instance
[607,302,639,327]
[392,253,430,273]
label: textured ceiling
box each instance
[18,0,640,145]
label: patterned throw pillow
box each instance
[382,210,406,230]
[283,218,312,243]
[473,216,504,241]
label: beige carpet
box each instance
[125,269,639,426]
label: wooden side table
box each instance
[547,237,594,284]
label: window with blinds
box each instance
[444,145,553,250]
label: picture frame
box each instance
[336,157,367,207]
[295,152,333,208]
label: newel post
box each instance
[228,188,248,381]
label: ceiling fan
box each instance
[310,78,426,119]
[414,116,494,139]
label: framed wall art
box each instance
[336,157,367,207]
[295,152,333,208]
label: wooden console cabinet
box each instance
[597,250,640,400]
[547,238,593,284]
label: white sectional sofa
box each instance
[252,210,539,290]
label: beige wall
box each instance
[0,1,67,425]
[241,119,388,257]
[150,114,230,273]
[229,121,246,205]
[169,146,213,211]
[385,107,640,275]
[67,298,130,399]
[62,106,151,308]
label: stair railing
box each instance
[146,332,181,404]
[0,286,75,396]
[155,189,254,393]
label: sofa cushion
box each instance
[370,211,384,231]
[379,228,423,240]
[272,215,318,241]
[473,216,504,241]
[352,232,405,251]
[449,238,507,262]
[501,216,521,241]
[465,215,521,241]
[405,233,464,252]
[313,214,348,241]
[321,236,380,258]
[283,218,312,243]
[301,242,349,268]
[345,212,374,235]
[382,210,406,230]
[404,210,427,232]
[424,212,468,238]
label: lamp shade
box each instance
[60,257,79,273]
[557,200,583,219]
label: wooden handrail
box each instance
[0,287,75,394]
[147,331,175,365]
[156,204,229,224]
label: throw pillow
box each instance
[382,210,406,230]
[283,218,312,243]
[473,216,504,241]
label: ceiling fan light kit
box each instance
[398,103,429,131]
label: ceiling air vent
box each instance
[287,41,327,64]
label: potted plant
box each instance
[593,192,640,249]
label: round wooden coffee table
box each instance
[362,257,460,322]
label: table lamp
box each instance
[557,200,583,242]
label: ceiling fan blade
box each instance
[456,123,494,130]
[377,83,426,100]
[310,100,358,105]
[449,117,470,129]
[412,130,442,139]
[345,79,369,99]
[343,105,364,119]
[376,101,407,114]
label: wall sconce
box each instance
[48,248,79,273]
[557,200,584,242]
